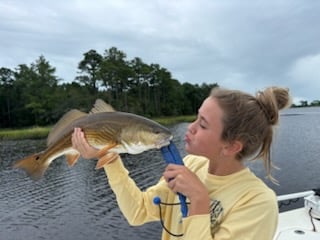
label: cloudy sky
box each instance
[1,0,320,104]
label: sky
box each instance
[1,0,320,104]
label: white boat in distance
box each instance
[274,189,320,240]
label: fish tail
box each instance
[14,152,49,180]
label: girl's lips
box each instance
[185,134,191,143]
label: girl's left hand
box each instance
[163,164,210,216]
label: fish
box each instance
[14,99,173,180]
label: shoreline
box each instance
[0,115,195,140]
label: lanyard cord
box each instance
[154,196,190,238]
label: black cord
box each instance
[308,207,317,232]
[158,203,184,237]
[156,200,190,238]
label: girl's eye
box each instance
[199,121,207,129]
[195,114,208,129]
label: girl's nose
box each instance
[188,121,196,134]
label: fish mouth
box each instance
[156,135,173,149]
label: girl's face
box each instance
[185,97,226,159]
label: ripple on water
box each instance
[1,112,319,239]
[0,138,165,240]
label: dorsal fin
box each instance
[47,109,88,146]
[90,99,115,114]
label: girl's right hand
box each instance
[71,127,99,159]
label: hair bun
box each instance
[256,87,291,125]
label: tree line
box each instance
[0,47,218,128]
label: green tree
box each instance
[181,82,198,114]
[148,64,175,115]
[54,82,94,115]
[310,100,320,106]
[14,56,60,126]
[127,57,152,114]
[160,77,184,116]
[100,47,134,110]
[0,47,222,129]
[181,82,219,115]
[299,100,308,107]
[0,67,15,127]
[76,49,103,95]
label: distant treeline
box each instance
[0,47,218,128]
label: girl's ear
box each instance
[222,140,243,157]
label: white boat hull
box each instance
[274,191,320,240]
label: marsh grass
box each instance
[0,126,50,140]
[0,115,195,140]
[154,115,196,125]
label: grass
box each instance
[0,115,195,140]
[0,126,51,140]
[153,115,196,126]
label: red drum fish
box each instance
[14,99,172,180]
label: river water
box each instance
[0,107,319,240]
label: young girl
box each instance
[72,86,291,239]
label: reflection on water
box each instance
[0,107,319,239]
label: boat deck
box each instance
[274,208,320,240]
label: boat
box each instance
[274,189,320,239]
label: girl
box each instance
[72,86,291,239]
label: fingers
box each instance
[163,164,208,198]
[163,164,182,181]
[163,165,211,216]
[166,174,184,193]
[71,128,85,150]
[163,164,189,193]
[71,128,99,159]
[71,127,80,146]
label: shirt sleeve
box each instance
[103,156,170,226]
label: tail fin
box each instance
[14,152,49,180]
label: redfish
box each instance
[14,99,172,180]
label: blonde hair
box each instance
[210,87,291,182]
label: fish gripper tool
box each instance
[159,141,188,217]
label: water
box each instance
[0,107,319,240]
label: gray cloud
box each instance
[1,0,320,103]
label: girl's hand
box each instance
[71,128,99,159]
[163,164,210,216]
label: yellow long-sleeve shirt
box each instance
[103,154,278,240]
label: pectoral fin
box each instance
[66,153,80,167]
[96,143,117,158]
[95,152,119,169]
[94,143,118,169]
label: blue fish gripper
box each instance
[159,141,188,217]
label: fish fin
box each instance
[14,152,49,180]
[47,109,88,146]
[90,99,115,114]
[95,152,119,169]
[96,143,117,158]
[66,153,80,167]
